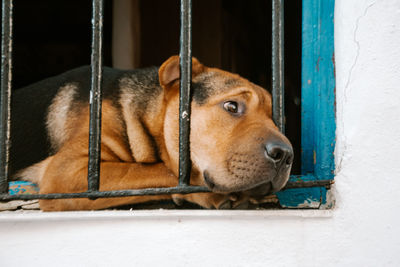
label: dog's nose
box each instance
[265,141,293,167]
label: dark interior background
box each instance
[11,0,113,89]
[6,0,301,173]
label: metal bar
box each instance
[0,0,13,194]
[272,0,285,133]
[178,0,192,186]
[87,0,104,193]
[284,179,333,190]
[0,186,211,200]
[0,180,333,201]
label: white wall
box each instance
[1,0,400,266]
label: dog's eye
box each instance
[223,101,239,114]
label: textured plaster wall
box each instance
[1,0,400,266]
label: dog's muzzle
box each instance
[203,137,293,195]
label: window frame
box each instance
[276,0,336,208]
[0,0,335,210]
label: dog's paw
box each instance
[172,193,250,210]
[248,194,279,205]
[172,193,228,209]
[172,195,185,206]
[227,193,250,209]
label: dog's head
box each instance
[159,56,293,196]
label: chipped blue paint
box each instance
[8,181,39,195]
[277,175,322,208]
[277,0,335,208]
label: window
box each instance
[0,0,335,210]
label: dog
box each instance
[9,56,293,211]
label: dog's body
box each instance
[11,56,293,211]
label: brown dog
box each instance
[11,56,293,211]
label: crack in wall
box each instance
[336,1,377,174]
[344,1,377,92]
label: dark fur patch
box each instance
[192,72,245,105]
[119,67,161,114]
[224,78,242,88]
[192,81,213,105]
[192,72,218,105]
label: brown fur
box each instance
[18,56,292,211]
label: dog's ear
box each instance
[159,55,204,88]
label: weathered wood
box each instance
[277,0,336,208]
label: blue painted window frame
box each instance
[276,0,336,208]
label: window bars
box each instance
[0,0,331,202]
[0,0,12,195]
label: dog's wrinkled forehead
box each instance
[192,70,248,105]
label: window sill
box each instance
[0,209,333,222]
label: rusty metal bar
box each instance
[87,0,104,193]
[0,186,211,200]
[178,0,192,186]
[272,0,285,133]
[0,0,13,194]
[284,179,334,190]
[0,180,333,201]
